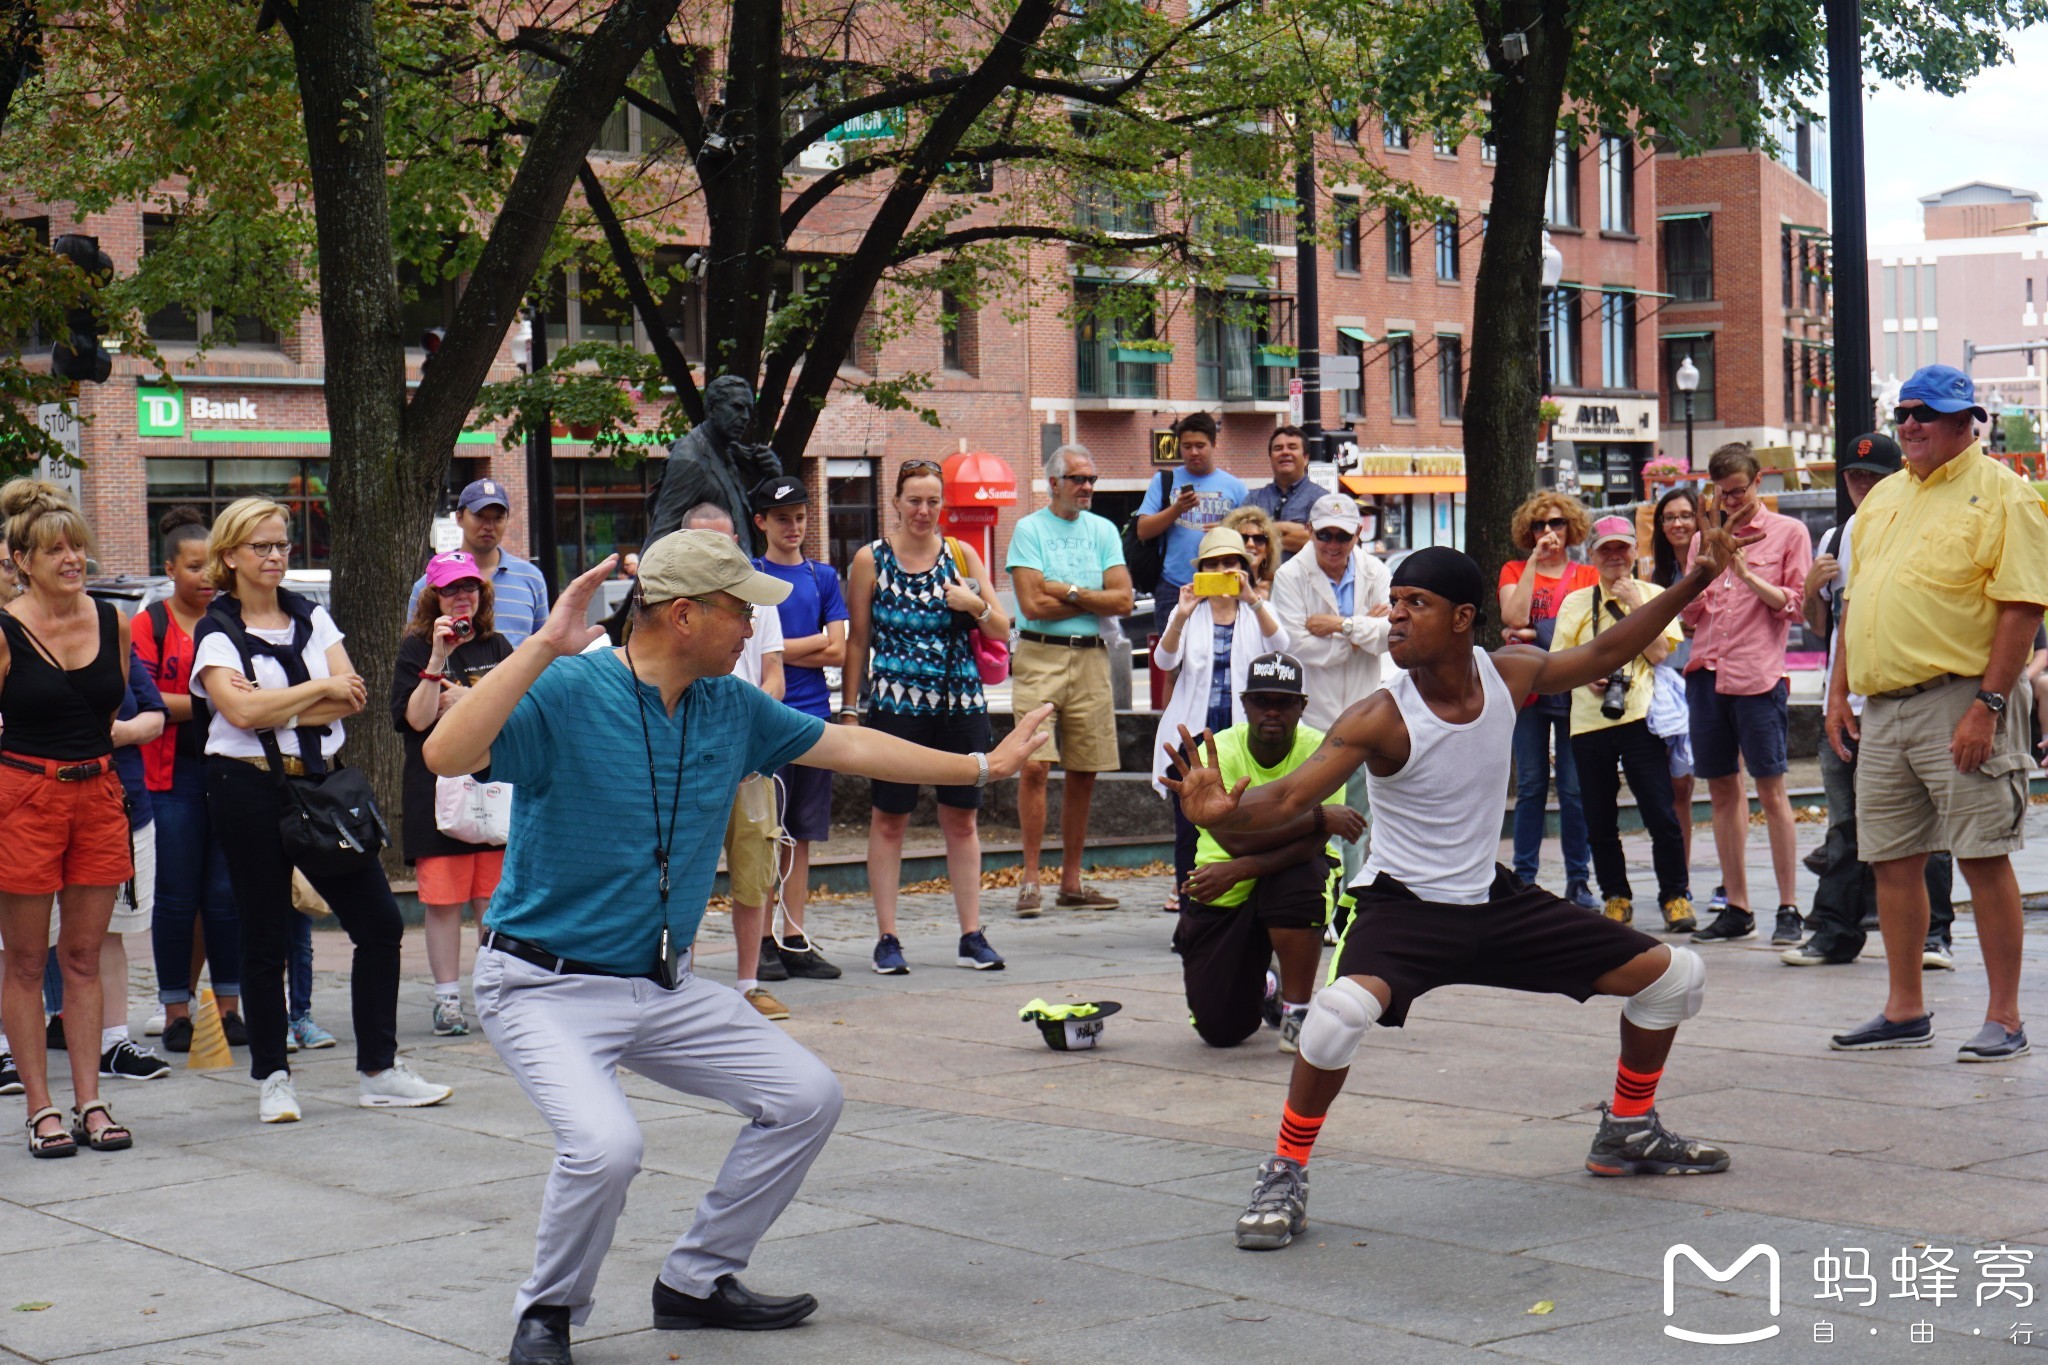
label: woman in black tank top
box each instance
[0,478,136,1156]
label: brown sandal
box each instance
[71,1099,132,1152]
[26,1106,76,1158]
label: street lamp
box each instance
[1675,354,1700,472]
[1538,230,1564,393]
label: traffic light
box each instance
[49,233,113,384]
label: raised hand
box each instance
[1693,500,1762,580]
[534,555,616,657]
[1159,723,1250,825]
[987,702,1054,779]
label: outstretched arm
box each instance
[800,703,1052,783]
[1164,692,1396,832]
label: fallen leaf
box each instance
[1527,1301,1555,1316]
[13,1303,53,1313]
[1353,1241,1368,1247]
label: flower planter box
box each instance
[1113,346,1174,365]
[1255,351,1297,367]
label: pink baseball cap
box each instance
[1588,516,1636,550]
[425,550,485,590]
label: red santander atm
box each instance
[939,449,1017,575]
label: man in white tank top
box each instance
[1168,519,1763,1252]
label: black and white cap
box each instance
[1243,652,1306,697]
[750,475,809,511]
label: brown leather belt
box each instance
[1869,673,1966,701]
[0,753,114,782]
[229,752,310,777]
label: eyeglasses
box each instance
[1893,404,1940,425]
[1313,528,1356,543]
[241,541,291,559]
[686,595,755,623]
[1061,474,1099,485]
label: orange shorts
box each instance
[0,759,133,896]
[415,848,506,907]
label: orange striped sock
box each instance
[1612,1062,1662,1119]
[1275,1102,1326,1167]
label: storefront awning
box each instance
[1341,474,1467,495]
[1337,325,1374,343]
[942,450,1017,506]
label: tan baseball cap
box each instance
[636,529,791,607]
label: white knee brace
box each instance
[1621,947,1706,1030]
[1297,977,1383,1071]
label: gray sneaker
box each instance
[1234,1157,1308,1249]
[431,999,469,1037]
[1584,1104,1730,1176]
[1278,1012,1303,1055]
[1957,1021,2030,1063]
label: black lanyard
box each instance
[624,637,688,971]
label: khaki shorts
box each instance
[723,775,782,906]
[1856,675,2033,863]
[1010,639,1119,772]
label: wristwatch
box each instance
[1974,689,2008,716]
[1064,584,1081,606]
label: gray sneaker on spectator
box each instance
[1956,1022,2029,1063]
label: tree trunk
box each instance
[288,0,413,867]
[703,2,783,409]
[1461,0,1571,634]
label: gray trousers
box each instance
[475,946,843,1325]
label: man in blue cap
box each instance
[410,479,552,646]
[1825,364,2048,1062]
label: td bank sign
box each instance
[137,386,260,438]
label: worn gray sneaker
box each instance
[1279,1011,1304,1055]
[1234,1156,1308,1249]
[1956,1021,2030,1063]
[1584,1104,1730,1176]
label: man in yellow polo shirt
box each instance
[1825,364,2048,1062]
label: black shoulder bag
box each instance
[207,595,389,877]
[1120,470,1170,594]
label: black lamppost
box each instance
[1675,354,1700,471]
[1538,230,1564,488]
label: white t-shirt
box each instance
[1818,519,1864,716]
[192,606,347,759]
[733,606,784,689]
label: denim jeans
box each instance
[1511,705,1591,886]
[151,757,243,1003]
[288,908,314,1021]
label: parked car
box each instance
[88,569,335,619]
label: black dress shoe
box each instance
[509,1305,573,1365]
[652,1273,817,1331]
[755,937,791,983]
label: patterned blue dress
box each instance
[865,538,985,718]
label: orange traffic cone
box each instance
[186,988,235,1070]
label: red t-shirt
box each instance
[1499,559,1600,706]
[132,604,200,792]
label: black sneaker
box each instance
[1770,907,1803,945]
[1585,1104,1730,1176]
[1921,939,1955,971]
[162,1017,194,1054]
[221,1011,248,1047]
[46,1015,65,1050]
[1234,1156,1309,1249]
[1781,939,1856,967]
[1690,905,1755,943]
[100,1039,170,1081]
[0,1051,21,1095]
[755,938,790,983]
[1829,1012,1934,1051]
[778,937,842,980]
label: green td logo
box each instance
[138,386,184,438]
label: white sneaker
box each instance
[144,1009,166,1037]
[259,1070,301,1124]
[358,1059,453,1108]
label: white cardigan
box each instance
[1150,598,1289,796]
[1270,547,1392,734]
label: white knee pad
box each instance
[1622,947,1706,1030]
[1297,977,1382,1071]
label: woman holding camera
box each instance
[193,497,450,1124]
[1548,516,1692,934]
[393,551,515,1038]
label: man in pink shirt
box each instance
[1681,443,1813,947]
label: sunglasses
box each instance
[1893,404,1943,425]
[1240,534,1270,547]
[1314,528,1356,543]
[1535,516,1572,533]
[1061,473,1099,485]
[900,459,943,474]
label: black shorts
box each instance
[775,761,833,843]
[1175,855,1335,1049]
[1333,867,1660,1027]
[864,709,994,816]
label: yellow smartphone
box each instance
[1192,571,1240,597]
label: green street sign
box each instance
[138,386,184,438]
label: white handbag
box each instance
[1648,664,1690,740]
[434,774,513,846]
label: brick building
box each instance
[12,114,1667,581]
[1651,115,1834,471]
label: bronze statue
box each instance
[647,375,782,554]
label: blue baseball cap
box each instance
[1898,365,1987,421]
[457,478,512,513]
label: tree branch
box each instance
[781,139,1138,238]
[780,74,971,165]
[890,224,1185,265]
[577,160,703,427]
[506,30,684,135]
[649,33,705,161]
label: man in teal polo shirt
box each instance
[426,531,1050,1365]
